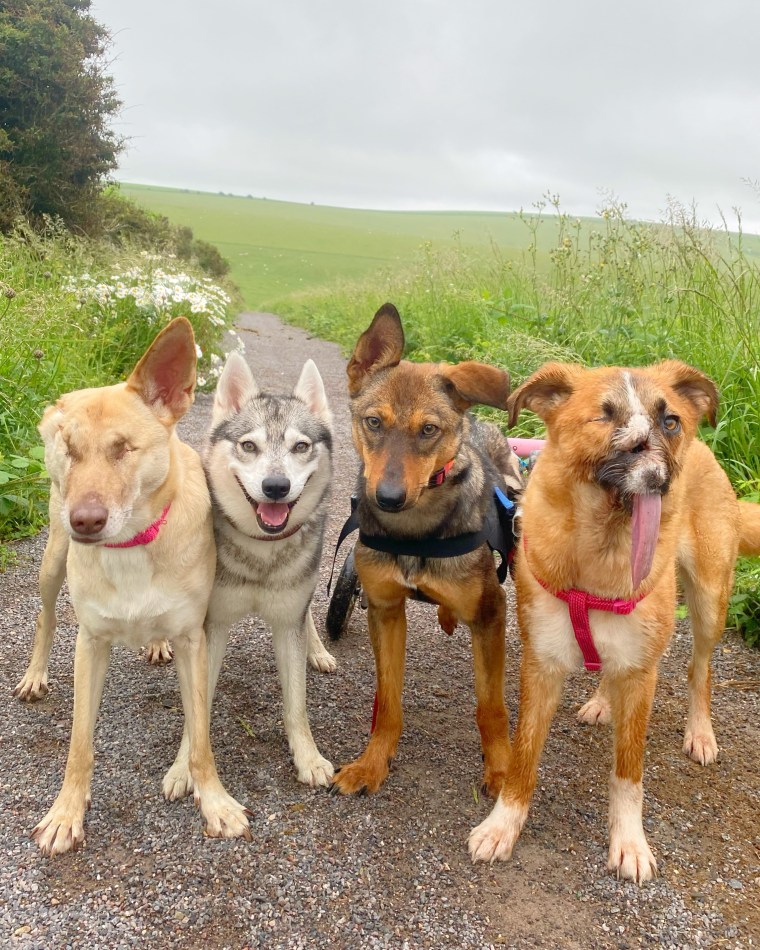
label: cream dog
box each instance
[31,318,251,854]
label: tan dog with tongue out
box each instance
[468,360,760,883]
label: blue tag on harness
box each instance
[494,486,514,510]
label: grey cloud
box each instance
[93,0,760,229]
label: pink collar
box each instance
[428,458,455,488]
[104,503,172,549]
[524,537,647,671]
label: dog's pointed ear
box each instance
[346,303,405,396]
[654,360,718,427]
[38,397,66,444]
[507,362,579,426]
[294,359,332,427]
[439,362,510,411]
[212,351,259,425]
[126,317,196,424]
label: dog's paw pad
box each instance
[196,788,251,840]
[608,838,658,884]
[32,809,86,856]
[577,696,612,726]
[146,640,173,665]
[162,765,194,801]
[329,757,388,795]
[13,674,49,702]
[468,798,527,864]
[683,729,718,766]
[308,650,337,674]
[296,755,334,787]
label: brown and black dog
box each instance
[330,303,522,799]
[468,360,760,882]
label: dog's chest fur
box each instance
[68,547,207,647]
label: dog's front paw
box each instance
[162,761,194,800]
[295,753,334,787]
[468,797,528,863]
[330,753,390,795]
[307,646,337,674]
[32,792,90,856]
[13,669,49,702]
[608,833,657,883]
[577,694,612,726]
[194,785,252,841]
[146,640,173,664]
[683,726,718,766]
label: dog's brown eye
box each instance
[293,441,310,454]
[421,423,439,437]
[365,416,382,431]
[240,440,257,453]
[663,415,681,433]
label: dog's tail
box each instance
[738,500,760,555]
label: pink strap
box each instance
[104,503,171,548]
[525,537,646,671]
[428,458,455,488]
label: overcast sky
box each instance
[93,0,760,230]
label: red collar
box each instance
[104,503,171,549]
[524,537,647,671]
[428,458,455,488]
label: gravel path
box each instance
[1,312,759,949]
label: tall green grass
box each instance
[275,197,760,644]
[0,217,236,543]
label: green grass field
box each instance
[120,184,760,311]
[119,184,573,307]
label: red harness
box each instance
[525,538,647,671]
[104,503,171,549]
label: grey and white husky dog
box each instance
[164,352,336,793]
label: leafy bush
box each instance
[0,0,122,232]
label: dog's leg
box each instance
[15,514,68,701]
[470,586,510,798]
[272,617,334,786]
[171,629,251,840]
[305,608,337,673]
[469,644,565,862]
[332,596,407,795]
[32,629,111,855]
[163,619,232,800]
[606,668,658,883]
[681,575,728,765]
[577,675,612,726]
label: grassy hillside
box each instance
[119,184,568,307]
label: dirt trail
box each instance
[1,312,758,949]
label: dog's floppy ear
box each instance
[212,351,259,425]
[507,362,579,426]
[439,362,510,411]
[294,359,332,427]
[126,316,196,424]
[654,360,718,427]
[346,303,405,396]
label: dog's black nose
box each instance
[262,475,291,501]
[375,481,406,511]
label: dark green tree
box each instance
[0,0,123,231]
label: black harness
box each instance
[328,485,517,594]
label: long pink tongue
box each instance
[631,493,661,589]
[258,502,289,527]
